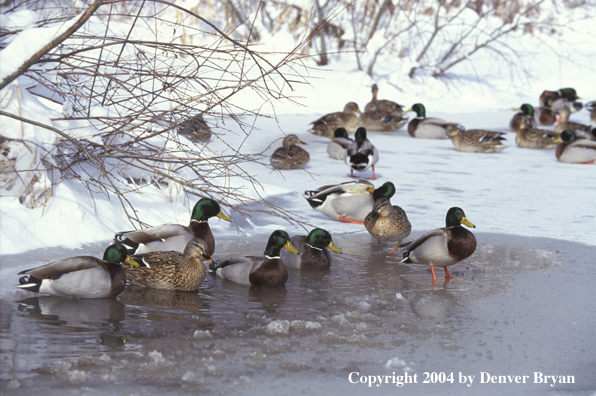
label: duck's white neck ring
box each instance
[306,243,323,251]
[265,255,280,259]
[190,219,208,224]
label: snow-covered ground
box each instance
[1,4,595,258]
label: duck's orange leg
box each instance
[339,216,364,225]
[368,166,377,180]
[387,241,401,255]
[430,266,438,282]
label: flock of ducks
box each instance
[15,86,596,299]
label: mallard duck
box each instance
[364,84,404,114]
[405,103,453,139]
[401,207,477,282]
[327,128,353,160]
[303,180,395,224]
[359,106,408,132]
[555,130,596,164]
[177,114,212,143]
[516,116,560,149]
[586,101,596,125]
[554,107,593,138]
[115,198,231,256]
[280,228,342,270]
[510,103,558,131]
[360,84,408,132]
[125,238,211,291]
[445,124,507,153]
[344,127,379,180]
[16,244,138,298]
[209,230,298,287]
[308,102,362,137]
[364,196,411,255]
[540,88,582,113]
[270,134,310,169]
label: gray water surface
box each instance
[1,233,595,395]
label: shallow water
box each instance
[1,233,595,395]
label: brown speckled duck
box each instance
[308,102,362,137]
[209,230,298,287]
[125,238,212,291]
[364,196,411,255]
[555,107,593,140]
[16,244,138,298]
[360,84,408,131]
[270,134,310,169]
[446,124,507,153]
[401,207,477,283]
[516,115,560,149]
[280,228,342,270]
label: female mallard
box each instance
[555,106,593,138]
[364,84,404,114]
[308,102,362,137]
[401,207,477,283]
[445,124,507,153]
[16,244,138,298]
[209,230,298,287]
[555,130,596,164]
[280,228,342,270]
[115,198,231,256]
[360,84,407,131]
[510,103,558,131]
[303,180,395,224]
[270,134,310,170]
[516,112,560,149]
[125,238,212,291]
[327,128,353,160]
[405,103,454,139]
[344,127,379,180]
[364,196,411,255]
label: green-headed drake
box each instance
[309,102,362,137]
[16,244,138,298]
[209,230,298,287]
[555,130,596,164]
[270,134,310,170]
[125,238,211,291]
[115,198,231,256]
[446,124,507,153]
[364,195,411,255]
[402,207,477,283]
[280,228,342,271]
[304,180,395,224]
[405,103,454,139]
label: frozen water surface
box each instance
[1,233,595,395]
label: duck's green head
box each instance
[354,127,368,143]
[264,230,298,257]
[306,228,342,253]
[373,182,396,200]
[103,244,139,267]
[407,103,426,118]
[559,130,577,143]
[332,127,349,139]
[191,198,231,222]
[516,104,534,117]
[559,88,579,100]
[446,207,476,229]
